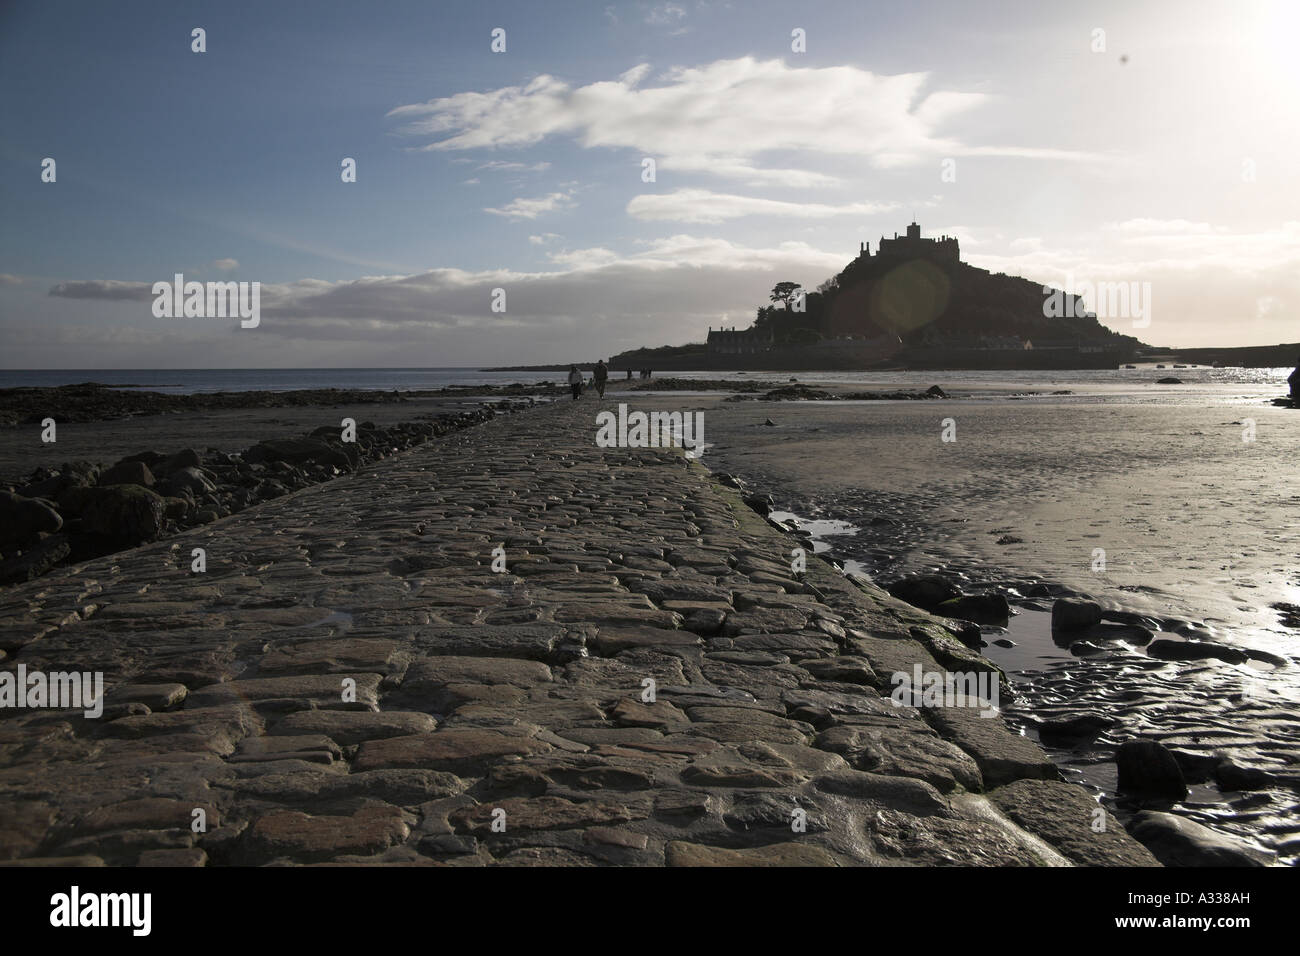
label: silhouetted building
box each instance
[853,221,960,265]
[706,326,772,357]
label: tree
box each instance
[770,281,801,310]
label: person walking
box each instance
[593,359,608,398]
[567,364,583,401]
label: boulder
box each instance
[79,485,167,545]
[97,460,156,488]
[0,491,63,549]
[1052,598,1102,632]
[244,438,356,470]
[0,535,70,584]
[159,466,216,497]
[1115,740,1188,800]
[887,574,961,610]
[1146,639,1248,665]
[157,448,201,475]
[1128,811,1272,866]
[936,592,1010,624]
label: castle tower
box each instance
[906,221,921,240]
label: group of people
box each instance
[567,360,608,400]
[566,361,655,399]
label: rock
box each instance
[273,710,438,745]
[925,385,948,398]
[924,706,1061,787]
[1069,640,1105,656]
[450,796,636,832]
[352,730,552,774]
[242,806,409,864]
[0,534,70,584]
[97,460,156,488]
[1213,758,1275,791]
[992,638,1016,648]
[936,592,1009,624]
[665,841,841,866]
[1052,598,1102,632]
[684,608,727,636]
[1156,376,1183,384]
[943,619,984,649]
[79,485,167,544]
[1115,740,1188,800]
[886,574,961,610]
[1146,639,1248,665]
[159,466,216,497]
[1038,713,1116,741]
[0,491,62,548]
[244,438,356,470]
[1128,811,1272,866]
[989,780,1159,866]
[588,626,701,656]
[157,448,202,475]
[814,725,981,793]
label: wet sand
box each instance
[637,384,1299,862]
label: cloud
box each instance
[212,258,239,271]
[646,3,689,34]
[389,56,1097,187]
[476,160,551,172]
[967,221,1300,344]
[628,188,898,223]
[35,236,845,363]
[48,279,153,301]
[484,191,576,220]
[528,233,562,244]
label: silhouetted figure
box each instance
[593,360,608,398]
[626,369,632,381]
[567,365,582,401]
[1290,356,1300,401]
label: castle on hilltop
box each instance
[855,221,960,265]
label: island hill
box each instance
[608,222,1146,372]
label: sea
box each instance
[0,364,1290,395]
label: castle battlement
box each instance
[857,221,960,264]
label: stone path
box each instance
[0,400,1157,865]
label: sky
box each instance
[1,0,1298,368]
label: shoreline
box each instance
[0,398,539,585]
[694,434,1296,865]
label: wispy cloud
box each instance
[389,56,1099,188]
[628,188,898,223]
[484,191,576,220]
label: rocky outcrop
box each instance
[2,405,533,585]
